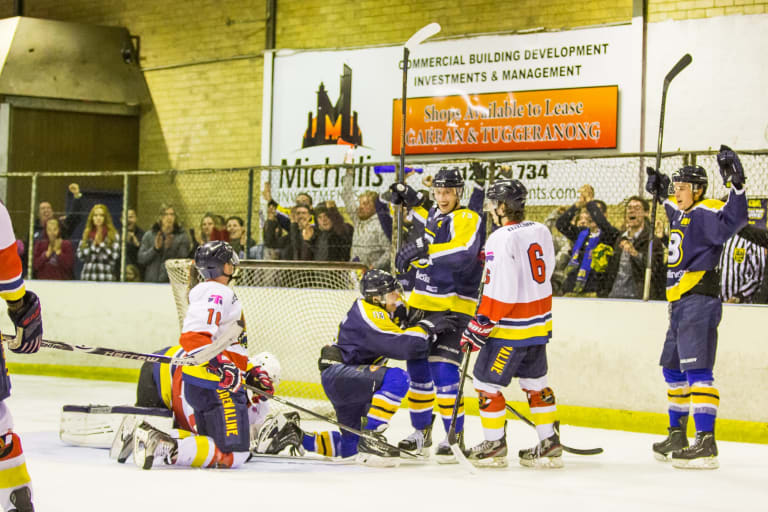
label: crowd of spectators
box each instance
[13,173,768,302]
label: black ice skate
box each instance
[671,431,718,469]
[254,412,305,456]
[398,414,434,456]
[435,431,464,464]
[466,437,508,468]
[133,421,178,470]
[652,417,689,461]
[357,431,401,468]
[8,486,34,512]
[519,432,563,468]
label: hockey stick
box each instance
[642,53,692,301]
[2,322,242,367]
[503,404,603,456]
[244,384,422,460]
[446,347,477,474]
[395,22,441,255]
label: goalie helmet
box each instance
[360,269,402,305]
[194,240,239,280]
[487,178,527,213]
[251,351,281,386]
[672,165,708,195]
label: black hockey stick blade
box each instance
[447,347,477,474]
[664,53,692,85]
[504,404,603,456]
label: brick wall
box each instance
[648,0,766,21]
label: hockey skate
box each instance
[8,486,34,512]
[435,431,464,464]
[397,414,434,457]
[133,421,178,470]
[253,412,305,456]
[652,419,689,461]
[671,431,718,469]
[357,431,401,468]
[519,432,563,468]
[466,437,508,468]
[110,414,139,463]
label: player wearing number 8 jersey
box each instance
[645,146,748,469]
[459,179,562,469]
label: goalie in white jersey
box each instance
[460,179,563,468]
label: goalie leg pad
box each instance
[59,404,173,450]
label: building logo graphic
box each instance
[302,64,363,148]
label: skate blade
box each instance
[110,415,139,463]
[671,456,719,470]
[653,452,672,462]
[519,456,564,469]
[469,456,508,468]
[356,453,401,468]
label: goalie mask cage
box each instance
[165,259,369,419]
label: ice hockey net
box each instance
[165,259,368,418]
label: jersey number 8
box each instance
[527,243,546,284]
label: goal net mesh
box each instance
[165,259,368,419]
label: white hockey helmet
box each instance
[251,351,281,386]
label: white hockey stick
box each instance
[2,321,242,367]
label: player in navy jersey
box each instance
[301,269,458,465]
[389,168,484,461]
[645,145,747,469]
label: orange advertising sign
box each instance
[392,85,617,154]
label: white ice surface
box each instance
[6,375,768,511]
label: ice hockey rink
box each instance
[7,374,767,511]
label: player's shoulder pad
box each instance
[358,299,400,333]
[692,198,725,213]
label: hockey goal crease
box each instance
[165,259,368,419]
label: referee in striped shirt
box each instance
[719,233,767,303]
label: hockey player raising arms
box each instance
[459,179,562,469]
[390,168,484,460]
[646,146,747,469]
[303,270,458,465]
[0,201,41,511]
[132,241,273,469]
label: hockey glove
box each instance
[245,365,274,402]
[208,354,243,393]
[389,183,425,208]
[717,144,745,189]
[417,311,460,339]
[6,291,43,354]
[395,237,429,274]
[460,316,494,352]
[645,167,670,204]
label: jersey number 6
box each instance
[527,243,546,284]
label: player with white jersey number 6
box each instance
[130,241,275,470]
[459,179,563,469]
[0,200,41,512]
[646,146,747,469]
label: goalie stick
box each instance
[2,321,242,367]
[642,53,692,301]
[244,384,422,460]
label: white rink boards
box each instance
[6,375,768,511]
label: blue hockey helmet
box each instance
[672,165,708,196]
[487,178,527,213]
[360,269,402,305]
[195,240,239,280]
[432,167,464,189]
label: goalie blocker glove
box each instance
[6,290,43,354]
[716,144,745,189]
[395,237,429,274]
[460,316,495,352]
[208,354,242,393]
[389,183,425,208]
[645,167,671,204]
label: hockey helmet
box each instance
[251,351,281,386]
[672,165,708,197]
[194,240,239,280]
[432,167,465,189]
[487,179,527,213]
[360,269,403,305]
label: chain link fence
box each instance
[3,150,768,294]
